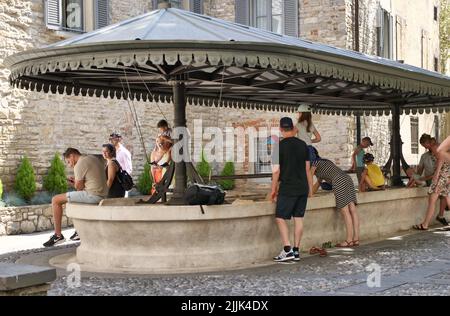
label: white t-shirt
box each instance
[116,144,132,175]
[296,121,316,146]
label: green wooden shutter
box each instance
[235,0,250,25]
[283,0,298,36]
[45,0,62,30]
[95,0,109,29]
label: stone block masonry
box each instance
[0,204,72,235]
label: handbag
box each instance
[113,160,134,191]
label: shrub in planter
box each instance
[196,151,212,181]
[14,156,36,201]
[30,191,53,205]
[137,162,153,195]
[3,192,27,207]
[218,161,235,190]
[43,153,67,194]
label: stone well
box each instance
[50,187,439,274]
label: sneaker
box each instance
[293,250,300,261]
[273,249,295,262]
[70,231,80,241]
[43,234,65,247]
[436,216,449,226]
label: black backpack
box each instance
[184,184,226,205]
[113,160,134,191]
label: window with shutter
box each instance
[376,7,393,59]
[239,0,297,35]
[235,0,250,25]
[95,0,109,29]
[283,0,298,36]
[45,0,62,30]
[190,0,203,14]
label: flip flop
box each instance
[335,240,353,247]
[413,224,428,231]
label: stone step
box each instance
[0,263,56,293]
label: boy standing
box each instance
[271,117,313,262]
[349,136,373,183]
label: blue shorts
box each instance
[276,195,308,219]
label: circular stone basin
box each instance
[55,199,280,274]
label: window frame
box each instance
[61,0,85,33]
[250,0,284,34]
[254,136,273,174]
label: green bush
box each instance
[137,162,153,195]
[196,151,212,181]
[218,161,235,190]
[14,156,36,201]
[43,153,68,194]
[0,178,3,200]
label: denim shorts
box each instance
[66,191,103,204]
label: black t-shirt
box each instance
[274,137,310,196]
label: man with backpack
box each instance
[271,117,313,262]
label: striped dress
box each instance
[312,159,357,209]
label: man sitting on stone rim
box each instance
[43,148,108,247]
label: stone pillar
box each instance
[168,80,187,204]
[391,104,402,186]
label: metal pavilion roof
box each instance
[5,7,450,115]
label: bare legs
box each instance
[51,193,67,236]
[359,173,383,192]
[275,217,304,249]
[275,218,290,247]
[338,202,359,246]
[293,217,304,248]
[421,194,450,229]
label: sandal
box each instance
[335,240,353,247]
[413,224,428,231]
[309,247,327,257]
[351,240,360,247]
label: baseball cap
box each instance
[109,132,122,139]
[297,103,312,113]
[280,117,294,129]
[362,136,374,146]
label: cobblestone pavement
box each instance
[1,227,449,296]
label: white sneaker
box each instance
[273,249,295,262]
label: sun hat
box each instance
[297,103,312,112]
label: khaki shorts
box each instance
[66,191,103,204]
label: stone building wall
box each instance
[300,0,347,47]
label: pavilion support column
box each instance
[168,80,188,205]
[356,114,361,145]
[391,104,403,186]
